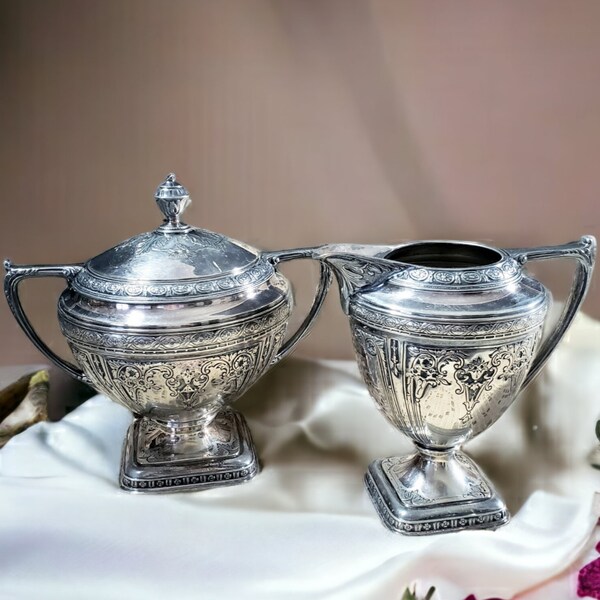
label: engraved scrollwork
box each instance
[165,365,210,409]
[381,458,435,507]
[70,325,284,415]
[72,259,274,301]
[454,355,497,423]
[366,468,508,534]
[350,326,400,428]
[339,258,391,288]
[351,320,541,442]
[401,337,538,427]
[466,480,491,499]
[138,412,240,463]
[130,230,228,257]
[381,453,493,508]
[327,256,394,305]
[491,335,539,396]
[453,453,492,499]
[351,327,385,385]
[405,349,457,401]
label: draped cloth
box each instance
[1,314,599,599]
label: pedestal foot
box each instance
[365,449,509,535]
[120,409,259,492]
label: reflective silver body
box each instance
[58,257,292,426]
[317,237,595,534]
[4,174,331,492]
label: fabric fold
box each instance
[0,356,598,599]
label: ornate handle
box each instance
[506,235,596,388]
[4,260,88,382]
[265,248,332,364]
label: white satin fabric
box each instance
[1,315,600,600]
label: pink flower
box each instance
[577,542,600,598]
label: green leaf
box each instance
[401,589,416,600]
[400,586,436,600]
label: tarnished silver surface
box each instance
[4,173,331,492]
[316,237,596,534]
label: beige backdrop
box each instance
[1,0,599,367]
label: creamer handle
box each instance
[265,248,332,364]
[506,236,596,388]
[3,260,88,382]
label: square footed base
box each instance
[365,458,509,535]
[120,410,260,493]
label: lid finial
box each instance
[155,173,191,229]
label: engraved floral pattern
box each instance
[130,230,228,257]
[455,356,497,423]
[381,453,492,508]
[406,351,453,401]
[138,412,240,463]
[350,322,541,441]
[70,324,285,416]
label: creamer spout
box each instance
[312,244,399,312]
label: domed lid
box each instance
[71,174,273,303]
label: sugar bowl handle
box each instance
[265,248,332,364]
[3,261,88,382]
[507,235,596,388]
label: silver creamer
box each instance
[317,237,595,534]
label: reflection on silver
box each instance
[316,237,595,534]
[4,174,331,493]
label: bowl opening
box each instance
[385,242,502,269]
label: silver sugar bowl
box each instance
[4,174,331,492]
[316,237,595,534]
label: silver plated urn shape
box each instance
[4,174,331,493]
[316,237,595,535]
